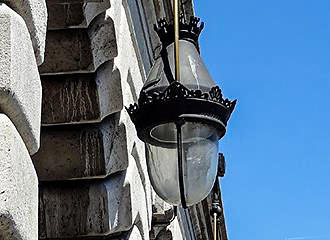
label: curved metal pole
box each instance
[174,0,180,82]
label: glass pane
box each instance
[146,141,181,205]
[167,40,215,91]
[147,121,219,207]
[181,122,219,206]
[143,40,216,93]
[150,122,177,144]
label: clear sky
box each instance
[195,1,330,239]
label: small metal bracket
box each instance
[218,153,226,178]
[210,192,222,240]
[210,193,222,217]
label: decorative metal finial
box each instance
[154,16,205,51]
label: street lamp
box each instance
[127,9,236,208]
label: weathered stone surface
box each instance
[32,111,136,181]
[39,154,151,239]
[47,2,85,30]
[47,0,110,30]
[131,141,153,233]
[35,225,143,240]
[39,12,117,74]
[2,0,47,65]
[47,0,103,4]
[150,192,179,240]
[0,4,42,155]
[139,0,161,61]
[127,226,143,240]
[109,2,154,230]
[152,218,183,240]
[84,0,110,28]
[41,61,122,125]
[104,10,153,230]
[167,219,184,240]
[152,193,173,223]
[108,1,145,103]
[40,28,92,74]
[0,114,38,240]
[36,2,156,239]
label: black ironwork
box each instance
[150,16,205,87]
[176,119,187,208]
[210,154,227,239]
[218,153,226,178]
[210,177,222,240]
[126,81,236,146]
[154,16,204,51]
[211,189,222,240]
[210,192,222,220]
[160,47,176,84]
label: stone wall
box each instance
[0,0,47,237]
[33,0,153,238]
[0,0,226,239]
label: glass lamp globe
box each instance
[145,40,215,92]
[147,122,219,206]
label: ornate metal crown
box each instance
[126,81,236,144]
[154,16,204,50]
[127,81,236,122]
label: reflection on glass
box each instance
[147,122,219,206]
[144,40,216,93]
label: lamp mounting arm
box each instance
[174,0,180,82]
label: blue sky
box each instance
[195,1,330,239]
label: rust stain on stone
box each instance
[39,185,90,238]
[80,128,105,177]
[41,74,100,124]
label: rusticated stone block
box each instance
[2,0,47,65]
[41,61,122,125]
[40,28,93,73]
[127,226,143,240]
[39,154,151,239]
[107,0,145,106]
[47,2,85,30]
[47,0,104,4]
[39,12,117,74]
[152,193,173,223]
[33,112,130,181]
[0,114,38,240]
[151,218,183,240]
[83,0,110,28]
[47,0,110,30]
[0,4,42,155]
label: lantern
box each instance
[126,16,236,208]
